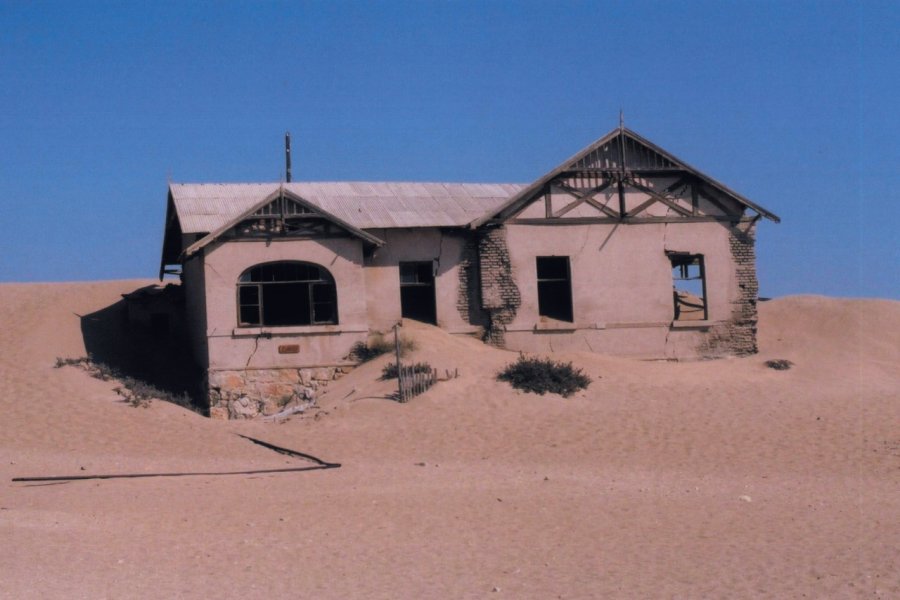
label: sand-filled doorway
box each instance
[399,261,437,324]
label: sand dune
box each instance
[1,281,898,598]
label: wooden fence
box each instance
[397,366,437,403]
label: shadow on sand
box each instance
[79,284,205,413]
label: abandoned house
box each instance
[158,127,779,418]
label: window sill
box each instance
[669,320,713,329]
[232,324,368,337]
[533,320,577,333]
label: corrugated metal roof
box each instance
[169,182,525,234]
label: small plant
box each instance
[55,356,90,369]
[54,356,197,411]
[115,376,194,408]
[350,333,416,363]
[381,361,433,380]
[765,359,794,371]
[55,355,116,380]
[497,355,590,398]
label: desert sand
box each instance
[1,280,898,599]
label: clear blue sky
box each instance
[1,1,897,298]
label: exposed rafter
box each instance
[551,181,618,218]
[468,127,780,227]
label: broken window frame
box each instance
[536,256,574,323]
[668,252,708,321]
[399,261,435,286]
[236,261,338,327]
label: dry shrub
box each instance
[765,359,794,371]
[350,333,416,363]
[497,356,590,398]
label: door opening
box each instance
[399,261,437,325]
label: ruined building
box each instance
[159,127,779,418]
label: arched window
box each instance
[237,262,338,327]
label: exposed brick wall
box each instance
[456,233,489,328]
[477,226,520,346]
[700,222,759,357]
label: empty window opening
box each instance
[237,261,338,327]
[536,256,573,322]
[669,254,707,321]
[399,261,437,325]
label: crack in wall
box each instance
[245,335,261,368]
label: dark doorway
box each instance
[399,261,437,324]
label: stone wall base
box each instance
[207,366,349,420]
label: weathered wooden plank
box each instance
[696,181,740,216]
[552,181,616,218]
[584,195,620,218]
[627,197,658,218]
[626,176,691,217]
[626,179,693,217]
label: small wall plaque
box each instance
[278,344,300,354]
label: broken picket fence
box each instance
[397,364,437,403]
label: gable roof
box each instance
[169,181,525,234]
[468,127,780,227]
[161,181,524,277]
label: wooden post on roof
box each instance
[285,132,292,183]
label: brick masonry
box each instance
[699,221,759,357]
[456,233,488,328]
[206,366,348,419]
[477,226,521,346]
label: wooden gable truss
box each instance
[183,187,383,259]
[231,193,346,239]
[470,127,780,227]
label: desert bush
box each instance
[114,376,193,409]
[55,355,116,380]
[350,333,416,363]
[765,359,794,371]
[497,355,590,397]
[381,361,433,380]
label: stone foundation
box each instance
[207,366,349,420]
